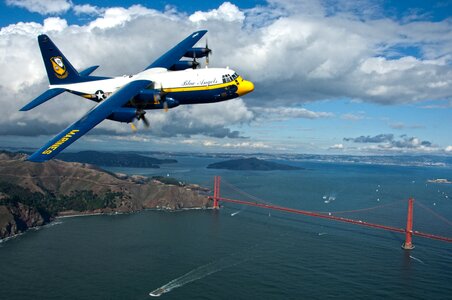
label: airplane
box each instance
[20,30,254,162]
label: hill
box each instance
[0,152,209,240]
[207,157,302,171]
[56,150,177,168]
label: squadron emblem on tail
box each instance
[50,56,68,79]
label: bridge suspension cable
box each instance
[212,176,452,246]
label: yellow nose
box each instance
[237,79,254,96]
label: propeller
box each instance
[205,39,212,66]
[136,109,150,128]
[192,50,198,69]
[157,85,169,112]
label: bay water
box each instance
[1,155,451,299]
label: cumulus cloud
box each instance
[6,0,71,15]
[200,139,270,149]
[344,134,394,143]
[329,143,344,150]
[189,2,245,22]
[343,133,441,153]
[252,107,333,121]
[135,99,253,139]
[73,4,102,16]
[0,1,451,153]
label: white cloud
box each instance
[201,140,270,149]
[223,141,270,149]
[73,4,102,16]
[253,107,333,121]
[189,2,245,22]
[445,146,452,152]
[6,0,71,15]
[43,17,68,32]
[341,113,365,121]
[344,133,446,154]
[329,143,344,150]
[87,5,159,30]
[0,1,451,154]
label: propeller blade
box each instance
[142,115,150,127]
[130,123,137,132]
[205,39,211,66]
[163,101,168,112]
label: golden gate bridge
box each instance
[209,176,452,249]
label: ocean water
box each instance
[1,156,452,299]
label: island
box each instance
[0,151,210,240]
[56,150,177,168]
[207,157,303,171]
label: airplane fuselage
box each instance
[52,67,254,110]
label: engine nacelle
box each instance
[107,108,137,123]
[184,47,209,58]
[160,98,180,110]
[134,90,180,110]
[169,61,199,71]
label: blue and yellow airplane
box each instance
[21,30,254,162]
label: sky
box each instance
[0,0,451,155]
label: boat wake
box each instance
[150,232,293,297]
[149,254,250,297]
[231,211,241,217]
[409,255,425,264]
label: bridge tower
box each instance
[213,176,221,209]
[402,198,415,250]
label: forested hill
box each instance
[56,150,177,168]
[0,151,209,240]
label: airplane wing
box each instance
[145,30,207,70]
[28,80,152,162]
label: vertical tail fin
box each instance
[38,34,81,85]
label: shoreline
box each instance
[56,206,212,219]
[1,206,212,243]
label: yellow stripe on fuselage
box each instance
[162,76,243,93]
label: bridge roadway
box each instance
[214,196,452,243]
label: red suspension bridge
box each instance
[210,176,452,249]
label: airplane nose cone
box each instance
[237,79,254,96]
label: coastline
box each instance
[1,206,212,243]
[56,206,212,219]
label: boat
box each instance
[149,287,168,297]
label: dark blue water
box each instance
[1,156,451,299]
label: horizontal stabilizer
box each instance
[20,88,66,111]
[79,65,99,77]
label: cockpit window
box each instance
[222,73,240,83]
[222,74,234,83]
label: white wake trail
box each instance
[409,255,425,264]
